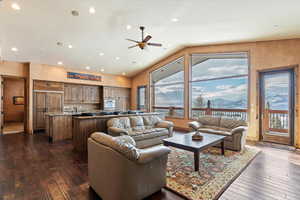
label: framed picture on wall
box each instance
[13,96,24,105]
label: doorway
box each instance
[1,77,25,134]
[259,69,295,145]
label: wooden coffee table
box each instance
[163,132,226,171]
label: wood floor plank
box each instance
[0,132,300,200]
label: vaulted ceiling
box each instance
[1,0,300,76]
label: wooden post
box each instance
[205,100,212,115]
[264,102,270,132]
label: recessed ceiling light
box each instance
[86,66,90,70]
[11,47,18,52]
[68,45,73,49]
[171,18,178,22]
[58,61,63,65]
[99,52,104,56]
[115,57,120,60]
[100,69,105,72]
[89,7,96,14]
[126,25,132,30]
[11,3,21,10]
[122,72,126,76]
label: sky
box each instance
[152,57,289,110]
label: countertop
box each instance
[45,110,103,116]
[72,112,161,120]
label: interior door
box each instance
[0,76,3,134]
[260,69,295,145]
[34,92,47,130]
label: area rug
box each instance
[166,146,260,200]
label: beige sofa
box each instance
[107,115,174,148]
[188,116,248,151]
[88,132,171,200]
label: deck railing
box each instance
[153,105,289,133]
[264,109,289,133]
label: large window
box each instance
[151,57,184,118]
[190,53,249,120]
[137,86,147,110]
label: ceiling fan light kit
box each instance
[126,26,162,50]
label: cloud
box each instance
[216,84,233,90]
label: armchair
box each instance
[88,132,171,200]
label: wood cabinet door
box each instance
[34,92,47,130]
[82,85,92,103]
[47,93,63,112]
[71,85,83,103]
[34,81,64,91]
[93,86,100,103]
[64,84,72,103]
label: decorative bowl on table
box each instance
[192,131,203,141]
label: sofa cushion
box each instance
[91,132,140,161]
[197,128,232,136]
[201,125,231,132]
[197,116,221,127]
[133,128,169,141]
[220,117,247,129]
[107,117,131,130]
[143,116,162,127]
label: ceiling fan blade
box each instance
[128,44,139,49]
[143,35,152,43]
[148,43,162,47]
[126,39,139,43]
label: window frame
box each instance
[137,85,147,111]
[189,52,250,120]
[150,56,185,119]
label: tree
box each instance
[193,94,205,108]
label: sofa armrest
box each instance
[188,121,202,131]
[155,121,174,137]
[107,127,129,137]
[156,121,174,129]
[137,146,171,164]
[231,126,248,135]
[231,126,248,151]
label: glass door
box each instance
[260,69,295,145]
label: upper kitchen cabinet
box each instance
[64,84,101,104]
[34,80,64,91]
[82,85,101,103]
[103,86,131,111]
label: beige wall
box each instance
[0,61,28,77]
[30,63,131,88]
[131,38,300,148]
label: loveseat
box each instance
[107,115,174,148]
[188,116,248,151]
[88,132,171,200]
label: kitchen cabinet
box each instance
[103,86,131,111]
[34,80,64,91]
[33,92,63,130]
[64,84,100,104]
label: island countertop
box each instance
[72,112,161,120]
[45,110,103,116]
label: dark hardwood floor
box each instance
[0,132,300,200]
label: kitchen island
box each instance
[45,111,162,151]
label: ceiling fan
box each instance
[126,26,162,50]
